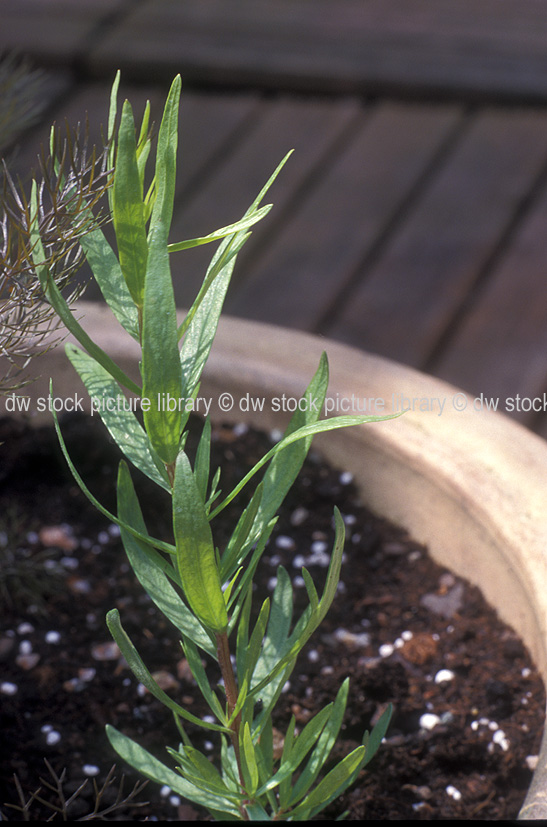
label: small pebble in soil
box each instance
[91,641,121,661]
[330,628,370,648]
[82,764,100,776]
[290,507,308,526]
[44,729,62,746]
[45,631,61,644]
[420,713,442,731]
[446,784,462,801]
[491,729,510,751]
[0,681,17,695]
[434,668,456,684]
[39,524,77,551]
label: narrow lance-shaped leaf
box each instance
[112,99,148,309]
[105,726,241,817]
[66,343,169,490]
[288,678,350,807]
[249,509,346,701]
[106,609,227,733]
[289,746,367,819]
[52,396,176,559]
[173,451,228,633]
[141,75,183,464]
[167,205,271,253]
[79,228,139,340]
[241,722,259,797]
[210,411,402,520]
[116,460,217,657]
[250,351,329,544]
[177,152,293,398]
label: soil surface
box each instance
[0,413,544,820]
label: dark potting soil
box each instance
[0,413,544,821]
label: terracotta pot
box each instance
[6,300,547,819]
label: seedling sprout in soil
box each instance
[5,74,398,820]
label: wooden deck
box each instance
[2,0,547,435]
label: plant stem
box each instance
[216,630,248,818]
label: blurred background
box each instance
[2,0,547,435]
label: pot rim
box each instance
[4,300,547,818]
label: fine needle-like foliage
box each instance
[0,56,108,395]
[28,73,395,820]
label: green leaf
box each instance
[116,461,216,657]
[210,409,401,520]
[107,71,121,211]
[167,205,272,253]
[113,99,149,308]
[228,597,270,728]
[66,344,169,490]
[136,99,152,197]
[179,230,249,399]
[194,416,211,503]
[52,397,176,558]
[288,679,350,806]
[105,725,241,817]
[250,567,294,721]
[106,609,227,733]
[168,745,242,802]
[289,746,366,819]
[141,75,183,464]
[256,704,332,798]
[256,715,274,779]
[177,151,293,396]
[225,520,276,633]
[173,451,228,632]
[241,722,259,796]
[79,229,139,340]
[220,482,264,582]
[249,511,346,701]
[362,703,392,768]
[181,637,227,723]
[252,352,329,540]
[244,802,271,820]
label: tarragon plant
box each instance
[30,74,395,820]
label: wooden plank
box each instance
[327,108,547,370]
[0,0,125,65]
[87,0,547,102]
[433,182,547,426]
[228,102,461,329]
[171,93,260,200]
[169,95,360,308]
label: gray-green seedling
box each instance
[26,74,394,820]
